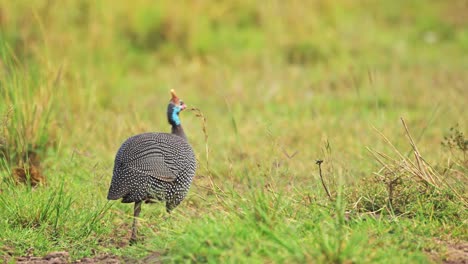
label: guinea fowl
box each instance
[107,89,197,244]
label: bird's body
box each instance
[108,132,196,211]
[107,89,196,244]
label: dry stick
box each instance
[190,108,209,170]
[372,126,415,166]
[367,147,394,171]
[405,103,440,159]
[413,151,431,185]
[417,146,464,201]
[316,160,332,201]
[189,107,225,199]
[372,148,423,181]
[400,118,437,185]
[402,121,433,184]
[371,125,433,185]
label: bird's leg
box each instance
[130,201,142,245]
[163,202,175,221]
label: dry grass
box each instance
[356,118,467,216]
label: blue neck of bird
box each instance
[171,125,187,139]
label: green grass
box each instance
[1,0,467,263]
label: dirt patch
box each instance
[13,251,162,264]
[427,239,468,264]
[16,251,70,264]
[15,252,120,264]
[442,241,468,264]
[135,252,162,264]
[74,253,121,264]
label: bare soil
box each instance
[12,251,162,264]
[426,240,468,264]
[440,241,468,264]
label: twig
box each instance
[190,107,209,170]
[189,107,226,199]
[401,118,439,186]
[316,160,332,201]
[371,125,418,170]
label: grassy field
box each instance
[1,0,467,263]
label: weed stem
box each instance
[316,160,332,201]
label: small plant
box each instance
[442,124,467,164]
[316,159,333,201]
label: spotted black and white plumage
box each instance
[107,132,196,211]
[107,90,196,244]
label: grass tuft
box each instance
[353,118,467,221]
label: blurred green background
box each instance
[0,0,467,262]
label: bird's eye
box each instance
[180,100,184,105]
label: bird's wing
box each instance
[122,138,178,182]
[127,152,177,182]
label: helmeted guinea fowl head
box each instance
[167,89,187,126]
